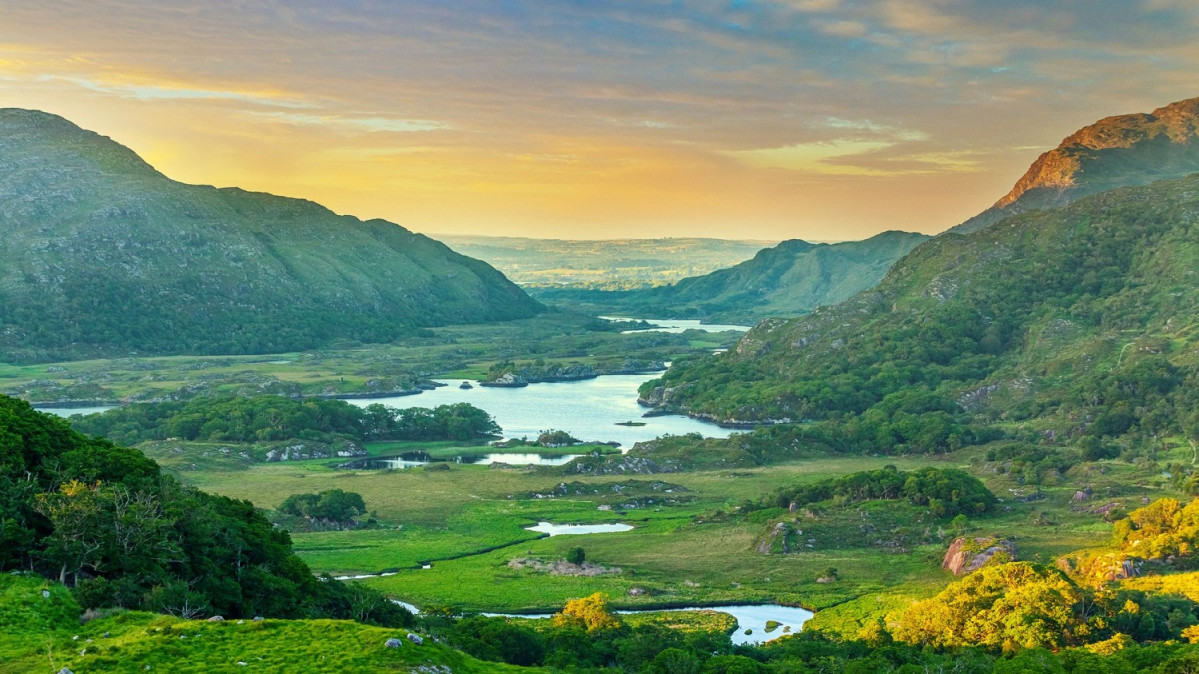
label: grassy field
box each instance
[0,575,535,674]
[167,435,1185,636]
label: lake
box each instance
[600,316,752,334]
[343,374,735,448]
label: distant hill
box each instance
[0,109,541,363]
[533,231,929,323]
[643,174,1199,442]
[952,96,1199,233]
[437,235,773,290]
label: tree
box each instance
[567,547,586,565]
[553,592,623,633]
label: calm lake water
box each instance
[38,405,116,417]
[343,451,585,469]
[390,601,812,646]
[343,374,735,448]
[525,521,634,536]
[600,316,752,334]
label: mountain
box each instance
[642,173,1199,442]
[0,109,541,362]
[952,96,1199,233]
[531,231,929,323]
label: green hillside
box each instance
[534,231,929,322]
[0,109,541,363]
[643,174,1199,443]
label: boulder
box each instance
[407,632,424,645]
[384,638,404,648]
[207,615,224,622]
[252,616,264,622]
[942,537,1016,575]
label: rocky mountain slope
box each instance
[953,96,1199,233]
[534,231,929,322]
[0,109,541,362]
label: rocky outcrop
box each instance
[942,537,1016,575]
[953,97,1199,233]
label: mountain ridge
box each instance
[532,230,929,322]
[0,108,542,363]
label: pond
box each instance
[600,316,752,334]
[343,374,735,448]
[524,521,635,536]
[341,451,586,469]
[38,405,117,418]
[390,600,813,646]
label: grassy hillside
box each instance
[0,109,541,364]
[0,574,528,673]
[534,231,929,322]
[644,173,1199,441]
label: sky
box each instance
[2,1,1197,241]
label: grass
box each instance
[0,575,536,674]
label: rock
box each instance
[407,632,424,644]
[57,668,73,674]
[253,616,264,622]
[207,615,224,622]
[942,537,1016,575]
[628,587,646,596]
[41,589,50,599]
[384,638,404,648]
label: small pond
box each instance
[388,600,813,646]
[38,405,117,418]
[341,451,585,469]
[524,521,635,536]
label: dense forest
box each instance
[0,394,408,625]
[69,395,501,445]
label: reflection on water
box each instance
[38,405,117,418]
[524,521,634,536]
[342,451,585,469]
[344,374,735,449]
[600,316,752,334]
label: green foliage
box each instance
[0,394,409,626]
[69,395,500,446]
[1114,498,1199,560]
[279,489,367,523]
[566,547,586,565]
[892,562,1086,651]
[771,466,996,518]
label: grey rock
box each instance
[384,638,404,648]
[406,632,424,644]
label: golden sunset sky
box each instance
[3,1,1197,240]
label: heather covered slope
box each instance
[953,96,1199,233]
[534,231,929,323]
[0,109,541,363]
[643,174,1199,442]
